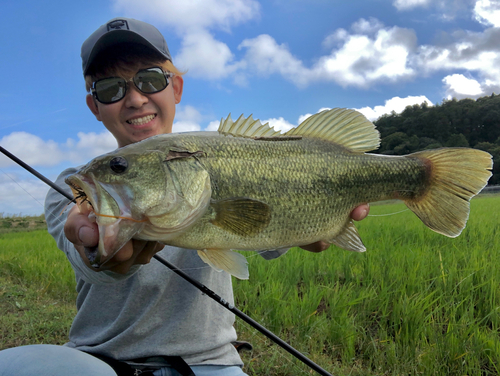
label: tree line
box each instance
[373,94,500,185]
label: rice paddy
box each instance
[1,195,499,375]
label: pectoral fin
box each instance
[210,198,271,237]
[328,221,366,252]
[197,249,249,280]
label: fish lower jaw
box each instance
[126,114,156,125]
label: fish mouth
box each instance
[66,174,98,215]
[65,173,146,268]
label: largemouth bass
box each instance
[66,108,492,279]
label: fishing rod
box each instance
[0,145,333,376]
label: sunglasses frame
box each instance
[91,67,173,104]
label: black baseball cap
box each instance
[81,17,172,75]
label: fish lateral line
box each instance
[93,212,148,223]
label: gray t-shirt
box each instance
[45,167,244,366]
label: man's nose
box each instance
[124,84,149,108]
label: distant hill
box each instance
[373,94,500,185]
[0,214,47,234]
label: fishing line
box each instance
[0,167,78,235]
[0,167,48,213]
[0,145,334,376]
[368,208,409,217]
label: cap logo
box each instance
[107,20,129,31]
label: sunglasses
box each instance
[91,67,173,104]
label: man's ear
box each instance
[86,94,102,121]
[172,75,184,104]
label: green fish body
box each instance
[66,108,493,279]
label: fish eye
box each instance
[109,156,128,173]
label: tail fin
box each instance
[405,148,492,237]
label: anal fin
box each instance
[328,221,366,252]
[197,249,249,280]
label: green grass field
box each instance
[1,195,499,375]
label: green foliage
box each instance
[234,195,500,375]
[1,197,499,375]
[0,230,77,349]
[445,133,469,147]
[0,214,47,234]
[373,94,500,184]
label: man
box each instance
[0,18,369,376]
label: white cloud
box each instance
[175,31,242,78]
[176,105,203,124]
[355,96,433,121]
[262,117,296,133]
[68,132,117,159]
[172,121,201,133]
[112,0,260,33]
[246,16,500,94]
[112,0,259,81]
[108,2,500,96]
[393,0,431,10]
[314,20,417,88]
[0,131,117,168]
[205,120,221,131]
[442,74,483,98]
[0,173,49,216]
[237,19,417,88]
[238,34,309,86]
[393,0,474,21]
[172,105,204,132]
[0,132,65,167]
[474,0,500,27]
[351,18,385,35]
[416,27,500,96]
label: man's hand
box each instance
[64,205,163,274]
[300,203,370,253]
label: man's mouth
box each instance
[127,114,156,125]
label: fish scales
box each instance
[66,108,493,279]
[165,133,429,251]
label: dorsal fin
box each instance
[285,108,380,152]
[218,113,282,138]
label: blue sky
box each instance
[1,0,499,216]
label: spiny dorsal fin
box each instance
[285,108,380,152]
[218,114,282,138]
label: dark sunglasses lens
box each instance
[95,78,127,103]
[134,68,167,93]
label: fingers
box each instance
[133,241,165,265]
[96,240,164,274]
[301,204,370,253]
[350,203,369,221]
[64,205,98,248]
[300,241,330,253]
[64,206,163,273]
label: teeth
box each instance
[127,114,155,125]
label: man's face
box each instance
[86,66,184,148]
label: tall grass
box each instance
[1,196,499,375]
[0,230,76,298]
[0,230,77,348]
[234,195,500,375]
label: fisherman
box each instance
[0,17,369,375]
